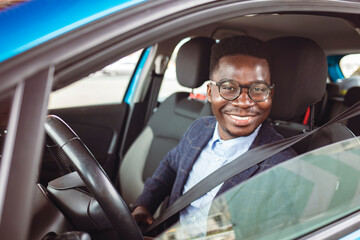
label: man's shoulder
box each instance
[181,116,216,145]
[187,116,216,132]
[259,120,286,143]
[193,116,216,126]
[260,120,298,157]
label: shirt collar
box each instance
[210,122,262,160]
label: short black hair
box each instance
[210,36,270,76]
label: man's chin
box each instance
[226,126,257,138]
[230,130,254,138]
[218,121,261,139]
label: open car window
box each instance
[158,137,360,240]
[48,50,142,109]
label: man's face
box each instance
[207,54,272,140]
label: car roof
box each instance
[183,13,360,56]
[0,0,147,63]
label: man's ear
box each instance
[206,84,212,103]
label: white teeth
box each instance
[230,115,251,121]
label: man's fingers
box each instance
[132,206,154,226]
[146,215,154,225]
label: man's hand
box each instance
[132,206,154,232]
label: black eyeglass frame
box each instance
[208,79,274,102]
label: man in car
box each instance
[132,36,297,234]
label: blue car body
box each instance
[0,0,147,62]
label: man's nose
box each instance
[231,89,255,107]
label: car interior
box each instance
[34,13,360,240]
[344,86,360,136]
[1,4,359,240]
[119,36,215,209]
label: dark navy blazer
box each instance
[135,116,297,229]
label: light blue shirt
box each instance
[179,122,261,237]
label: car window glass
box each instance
[158,137,360,240]
[338,54,360,94]
[340,54,360,78]
[48,50,142,109]
[158,38,208,102]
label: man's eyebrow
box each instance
[220,79,270,84]
[217,78,272,85]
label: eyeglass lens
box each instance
[219,81,271,101]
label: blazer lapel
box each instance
[176,118,216,198]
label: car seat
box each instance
[119,37,215,208]
[344,86,360,136]
[316,83,342,125]
[267,36,354,153]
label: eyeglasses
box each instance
[209,79,274,102]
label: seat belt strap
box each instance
[145,100,360,233]
[144,72,163,123]
[144,55,169,123]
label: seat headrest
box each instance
[345,86,360,106]
[326,83,340,98]
[176,37,215,88]
[267,37,327,121]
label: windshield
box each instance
[157,137,360,239]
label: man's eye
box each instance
[222,86,235,90]
[253,87,264,92]
[252,86,266,92]
[221,83,237,91]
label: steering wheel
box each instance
[44,115,143,240]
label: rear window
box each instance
[340,53,360,78]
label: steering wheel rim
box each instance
[45,115,143,240]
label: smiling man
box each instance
[132,36,297,234]
[208,54,273,139]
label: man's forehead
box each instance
[219,54,269,66]
[215,56,270,81]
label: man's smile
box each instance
[226,114,257,126]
